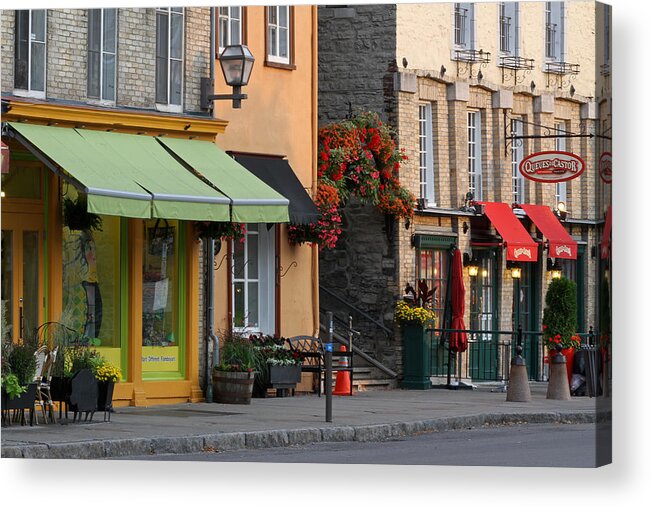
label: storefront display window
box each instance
[142,219,184,376]
[61,188,124,372]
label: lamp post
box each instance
[208,45,255,109]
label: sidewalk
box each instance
[1,383,611,460]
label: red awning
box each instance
[601,206,612,259]
[520,204,577,260]
[478,202,538,262]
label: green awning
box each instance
[9,122,151,218]
[76,129,230,221]
[158,137,290,223]
[7,123,230,221]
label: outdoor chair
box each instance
[32,345,51,424]
[288,336,324,396]
[37,347,58,424]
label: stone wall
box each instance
[317,5,402,375]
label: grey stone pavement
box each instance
[1,382,611,460]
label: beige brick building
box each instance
[319,1,611,383]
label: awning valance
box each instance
[6,122,231,221]
[233,154,319,225]
[478,202,538,262]
[520,204,577,259]
[158,138,290,224]
[601,206,612,259]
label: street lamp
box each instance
[209,45,255,109]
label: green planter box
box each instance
[401,324,432,390]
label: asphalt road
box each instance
[114,422,610,467]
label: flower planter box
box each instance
[1,383,38,426]
[97,380,115,421]
[253,364,302,398]
[68,369,98,422]
[401,324,432,390]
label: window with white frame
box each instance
[499,2,518,55]
[14,10,46,96]
[88,8,117,102]
[232,224,276,334]
[419,103,435,204]
[468,110,482,200]
[511,118,525,204]
[545,2,564,61]
[156,7,184,109]
[267,6,290,64]
[604,4,611,67]
[454,3,474,49]
[554,121,567,208]
[218,6,242,54]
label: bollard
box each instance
[546,346,571,400]
[506,346,531,402]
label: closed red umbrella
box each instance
[449,248,468,353]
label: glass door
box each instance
[1,213,44,343]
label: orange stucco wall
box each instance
[213,5,319,339]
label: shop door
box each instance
[512,261,540,379]
[1,212,45,343]
[469,249,499,381]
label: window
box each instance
[232,224,276,334]
[419,103,435,204]
[142,219,184,377]
[267,6,291,65]
[156,7,184,109]
[88,8,117,102]
[218,6,242,54]
[454,3,474,48]
[511,118,524,204]
[467,110,482,200]
[417,246,451,330]
[499,2,518,54]
[604,4,611,66]
[469,251,497,340]
[554,121,567,208]
[545,2,564,61]
[61,188,126,377]
[14,10,46,96]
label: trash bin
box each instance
[581,346,601,397]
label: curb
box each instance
[1,410,610,460]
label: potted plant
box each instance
[250,335,302,397]
[212,333,260,405]
[91,356,121,420]
[395,282,437,390]
[1,337,38,425]
[62,344,101,420]
[542,277,580,384]
[63,194,103,232]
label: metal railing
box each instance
[427,326,598,383]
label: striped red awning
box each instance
[520,204,577,260]
[478,202,538,262]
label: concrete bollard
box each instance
[506,346,531,402]
[546,348,571,400]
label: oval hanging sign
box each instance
[599,152,612,184]
[519,151,586,183]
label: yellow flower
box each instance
[394,300,437,326]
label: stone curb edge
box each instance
[1,410,610,460]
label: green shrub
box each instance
[542,277,578,350]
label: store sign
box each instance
[599,152,612,184]
[519,151,585,183]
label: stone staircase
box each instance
[324,365,397,392]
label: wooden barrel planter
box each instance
[212,370,255,404]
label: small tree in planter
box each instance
[542,277,580,385]
[1,336,39,424]
[542,277,579,351]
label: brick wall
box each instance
[1,7,209,113]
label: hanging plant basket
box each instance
[63,194,103,232]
